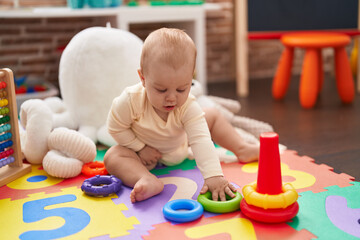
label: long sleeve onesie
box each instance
[107,83,223,179]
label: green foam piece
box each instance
[151,158,197,176]
[214,143,235,156]
[288,182,360,239]
[95,149,107,162]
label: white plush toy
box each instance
[19,99,96,178]
[58,25,143,144]
[18,25,143,177]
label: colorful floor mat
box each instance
[0,148,359,240]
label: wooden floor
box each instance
[208,75,360,181]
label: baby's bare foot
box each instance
[236,143,259,163]
[130,175,164,203]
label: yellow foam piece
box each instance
[160,176,198,202]
[7,165,63,190]
[0,186,139,239]
[185,218,256,239]
[242,162,316,189]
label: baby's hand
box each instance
[200,176,237,201]
[137,145,162,166]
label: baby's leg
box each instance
[104,145,164,203]
[204,108,259,163]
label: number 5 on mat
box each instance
[20,194,90,240]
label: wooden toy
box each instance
[0,68,31,187]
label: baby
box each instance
[105,28,259,203]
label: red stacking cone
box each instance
[240,132,299,223]
[257,132,282,195]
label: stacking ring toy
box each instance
[240,198,299,223]
[197,191,242,213]
[163,199,203,223]
[81,175,122,197]
[242,182,298,209]
[82,161,108,177]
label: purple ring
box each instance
[81,175,122,197]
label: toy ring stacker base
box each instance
[82,161,108,177]
[240,198,299,223]
[163,199,204,223]
[197,191,242,213]
[81,175,122,197]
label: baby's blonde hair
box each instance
[140,28,197,76]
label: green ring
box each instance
[197,191,243,213]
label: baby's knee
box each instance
[104,145,133,170]
[203,107,221,126]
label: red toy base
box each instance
[240,199,299,223]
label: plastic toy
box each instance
[350,39,358,76]
[14,75,49,94]
[82,161,108,177]
[68,0,121,9]
[197,191,242,213]
[163,199,203,222]
[81,175,122,197]
[242,182,297,209]
[87,0,121,8]
[273,32,354,108]
[240,132,299,223]
[0,68,31,187]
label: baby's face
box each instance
[141,62,193,117]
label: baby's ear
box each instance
[137,69,145,86]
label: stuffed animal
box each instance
[19,99,96,178]
[58,25,143,143]
[18,25,143,177]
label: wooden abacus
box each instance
[0,68,31,187]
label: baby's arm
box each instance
[200,176,237,201]
[137,145,162,166]
[107,93,145,152]
[182,99,235,200]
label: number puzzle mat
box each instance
[0,147,359,240]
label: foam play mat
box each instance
[0,146,359,240]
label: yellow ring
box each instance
[242,182,298,209]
